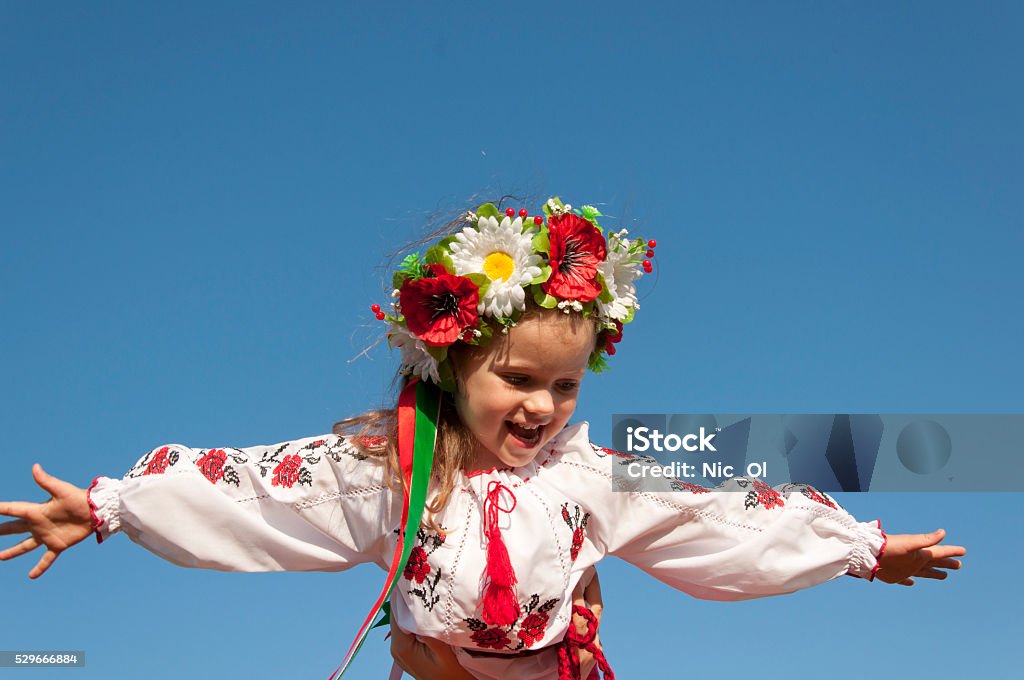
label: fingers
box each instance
[29,549,58,579]
[0,502,33,519]
[928,544,967,559]
[929,558,963,570]
[0,518,29,536]
[0,536,40,561]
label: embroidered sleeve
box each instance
[591,459,887,600]
[87,434,400,573]
[540,426,886,602]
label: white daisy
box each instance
[448,215,542,318]
[597,233,641,322]
[388,324,440,384]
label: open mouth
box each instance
[505,421,544,448]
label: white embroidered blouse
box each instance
[88,422,886,680]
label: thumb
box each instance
[32,464,65,497]
[909,528,945,549]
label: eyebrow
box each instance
[493,362,587,376]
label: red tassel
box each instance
[480,481,520,626]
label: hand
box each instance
[874,528,966,586]
[572,567,604,679]
[0,465,94,579]
[389,615,476,680]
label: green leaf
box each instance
[424,344,448,362]
[541,196,564,218]
[595,272,614,303]
[392,271,411,290]
[424,245,454,272]
[436,360,457,393]
[532,285,557,309]
[463,272,490,300]
[581,205,602,220]
[532,229,550,255]
[531,264,551,285]
[475,321,494,344]
[588,351,610,373]
[476,203,500,219]
[622,306,635,324]
[464,272,488,287]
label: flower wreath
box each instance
[370,197,655,392]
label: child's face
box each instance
[452,312,596,471]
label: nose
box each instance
[522,388,555,417]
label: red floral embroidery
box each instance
[195,449,228,484]
[359,435,388,449]
[465,594,557,652]
[143,447,171,475]
[804,486,837,509]
[399,265,480,346]
[560,503,590,562]
[403,528,445,611]
[571,528,585,561]
[470,627,512,650]
[753,479,784,509]
[403,546,431,584]
[516,611,550,648]
[272,454,303,488]
[543,212,607,302]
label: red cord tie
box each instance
[557,605,615,680]
[480,481,520,626]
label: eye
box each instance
[557,381,580,393]
[501,375,527,386]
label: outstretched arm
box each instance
[0,465,93,579]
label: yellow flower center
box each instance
[482,251,515,282]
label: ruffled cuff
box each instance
[846,519,887,581]
[86,476,122,544]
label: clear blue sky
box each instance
[2,1,1021,677]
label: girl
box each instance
[0,197,966,680]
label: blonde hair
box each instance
[333,300,605,529]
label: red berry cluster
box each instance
[504,207,544,225]
[370,303,385,321]
[643,239,656,273]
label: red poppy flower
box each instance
[400,270,480,347]
[516,612,550,647]
[403,546,431,584]
[471,627,512,650]
[543,213,607,302]
[143,447,171,476]
[272,454,303,488]
[196,449,228,484]
[604,320,624,355]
